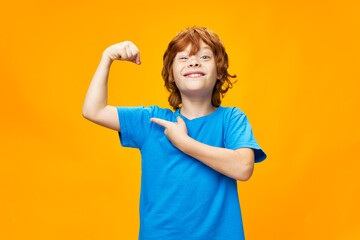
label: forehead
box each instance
[178,41,213,54]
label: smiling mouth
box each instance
[184,74,205,78]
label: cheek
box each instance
[173,65,184,76]
[172,63,179,72]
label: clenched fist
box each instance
[103,41,141,65]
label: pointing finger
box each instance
[150,118,170,127]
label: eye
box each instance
[201,56,210,59]
[180,57,188,59]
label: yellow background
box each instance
[1,0,359,239]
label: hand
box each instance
[150,116,189,149]
[103,41,141,64]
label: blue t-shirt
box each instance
[116,105,267,240]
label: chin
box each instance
[180,87,211,94]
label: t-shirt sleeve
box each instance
[116,105,155,149]
[224,108,267,163]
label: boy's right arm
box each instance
[82,41,141,132]
[83,105,120,132]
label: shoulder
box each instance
[136,105,169,112]
[150,105,176,119]
[222,106,246,120]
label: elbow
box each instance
[82,103,94,119]
[237,172,252,181]
[238,172,252,181]
[82,106,88,118]
[82,110,94,121]
[82,106,94,120]
[82,110,89,119]
[237,162,254,181]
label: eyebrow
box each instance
[179,47,212,54]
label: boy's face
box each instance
[172,40,220,98]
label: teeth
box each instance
[187,73,203,77]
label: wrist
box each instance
[177,135,192,153]
[101,52,114,66]
[102,51,114,63]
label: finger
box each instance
[131,42,140,53]
[135,52,141,65]
[129,45,141,65]
[125,45,132,60]
[150,118,170,127]
[176,116,185,124]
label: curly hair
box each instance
[161,26,238,111]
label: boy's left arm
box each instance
[150,116,254,181]
[178,136,255,181]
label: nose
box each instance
[188,56,201,67]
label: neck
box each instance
[179,102,217,119]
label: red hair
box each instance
[161,26,238,111]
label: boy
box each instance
[82,26,267,240]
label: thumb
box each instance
[177,116,185,124]
[136,53,141,65]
